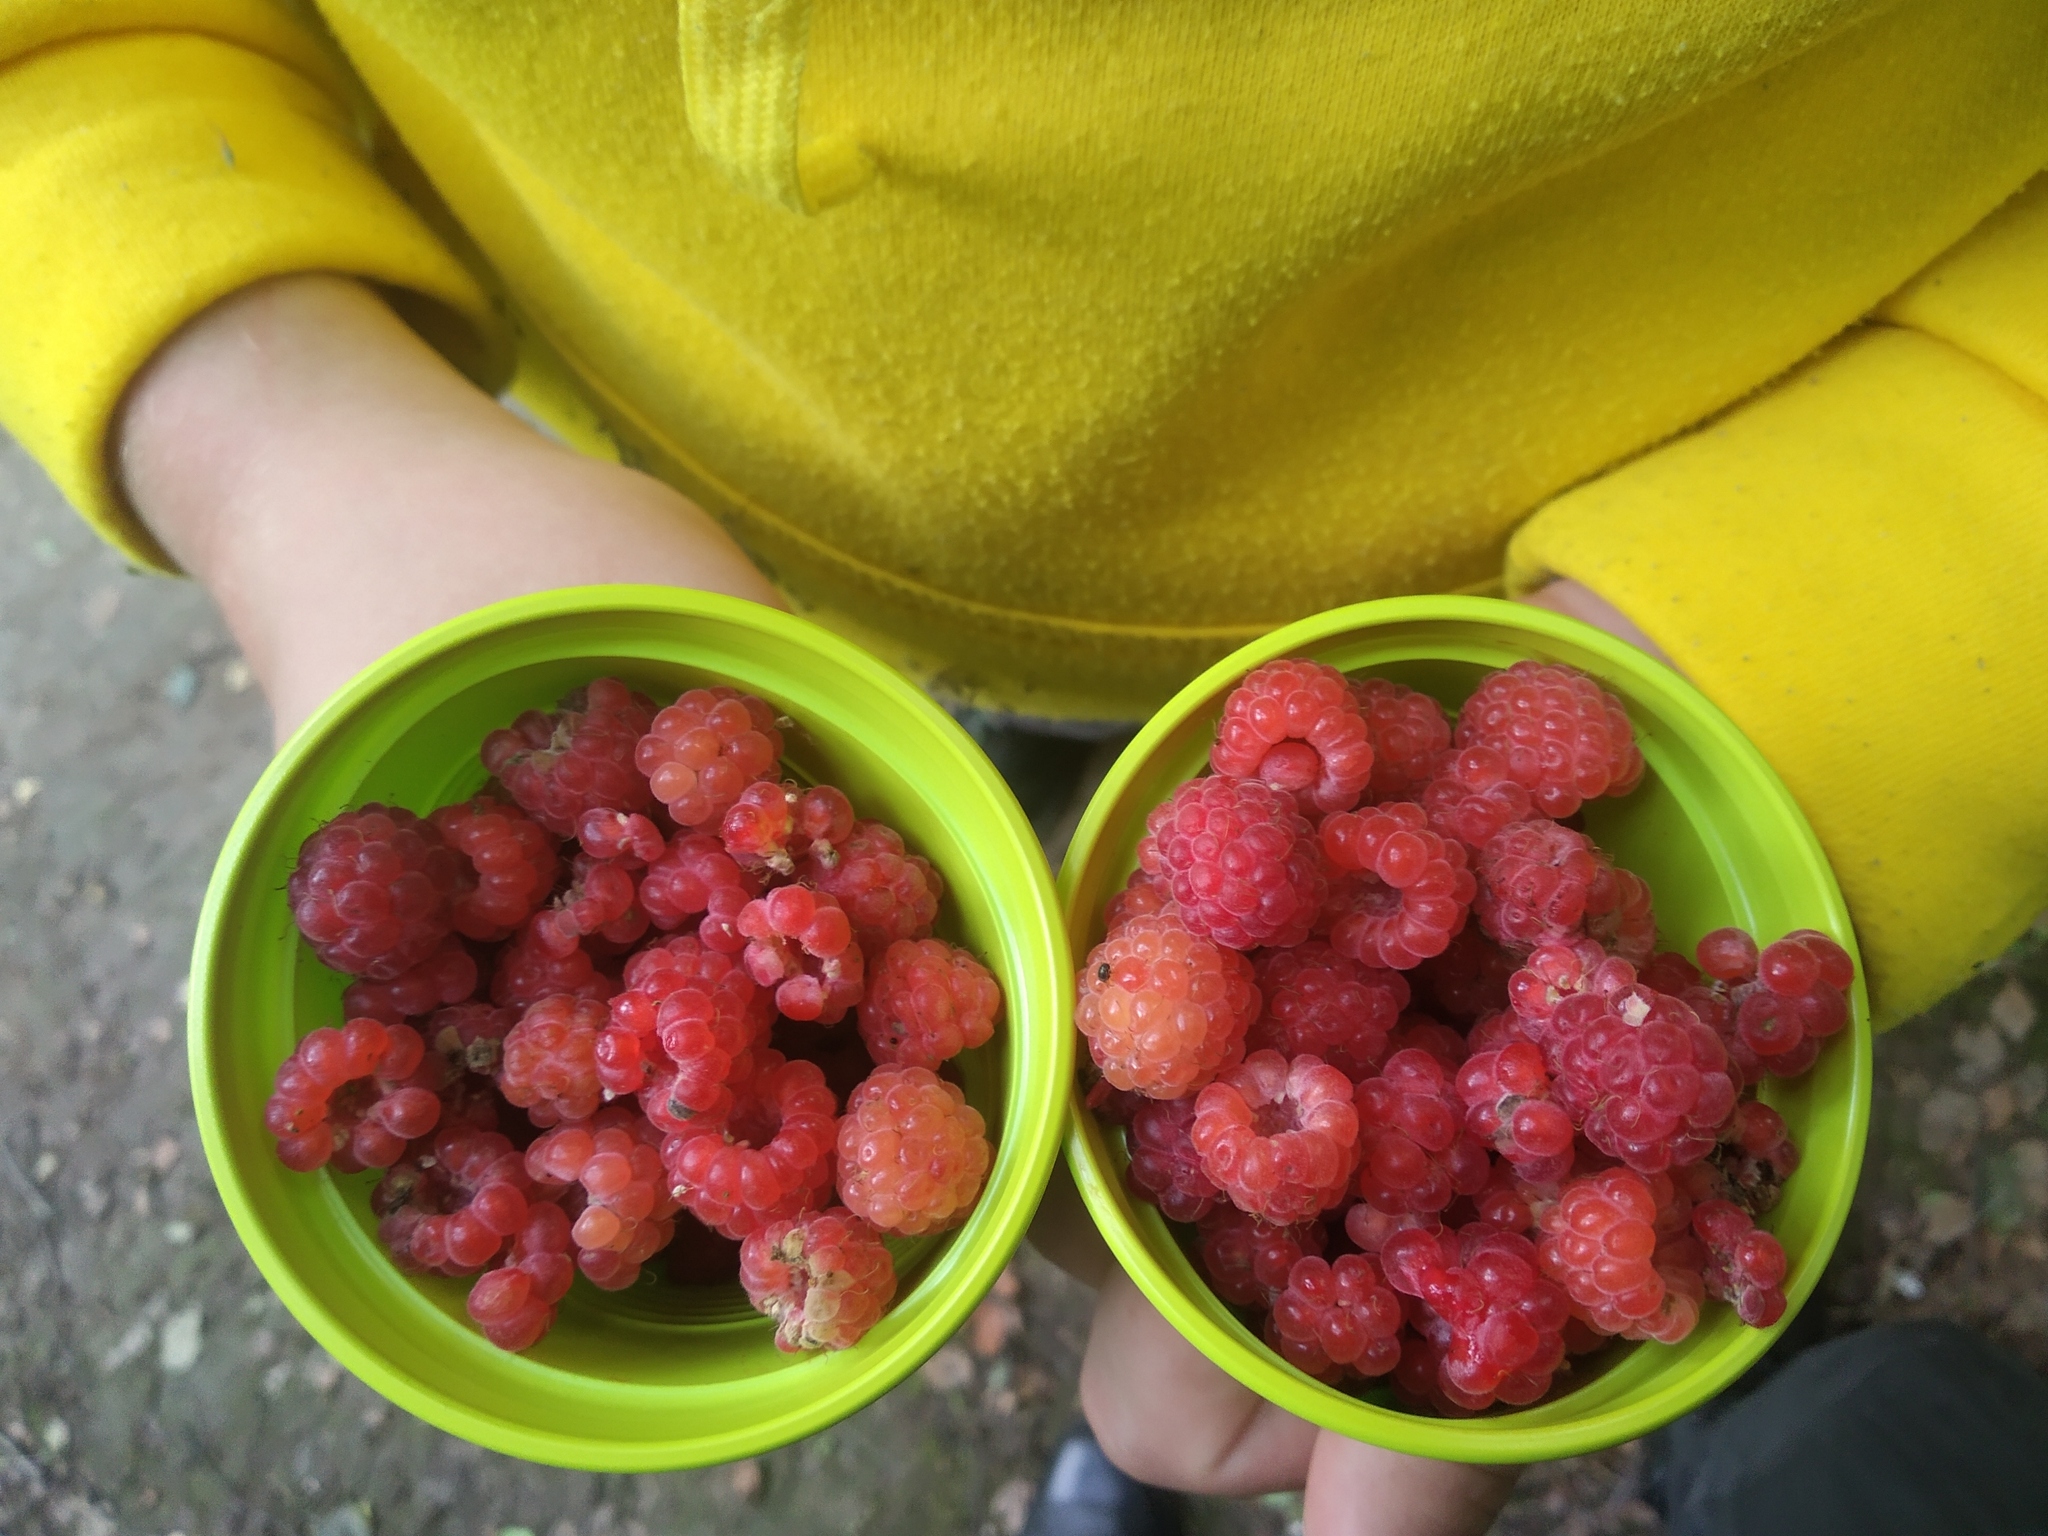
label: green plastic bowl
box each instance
[1060,595,1872,1464]
[191,586,1071,1470]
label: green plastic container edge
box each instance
[1057,594,1873,1464]
[190,585,1074,1469]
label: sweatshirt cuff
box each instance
[0,32,509,570]
[1508,324,2048,1028]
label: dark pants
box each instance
[1650,1322,2048,1536]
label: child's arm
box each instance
[118,273,781,742]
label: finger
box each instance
[1303,1432,1520,1536]
[1516,578,1677,670]
[1024,1154,1115,1287]
[1079,1265,1318,1496]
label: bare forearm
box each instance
[118,273,781,742]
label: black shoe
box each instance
[1020,1424,1184,1536]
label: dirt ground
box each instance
[1,430,2041,1536]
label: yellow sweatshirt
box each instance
[3,0,2046,1026]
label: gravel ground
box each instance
[0,429,2041,1536]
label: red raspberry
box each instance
[1587,868,1657,966]
[372,1123,536,1275]
[1455,1042,1575,1180]
[465,1202,576,1352]
[482,678,658,837]
[1413,924,1518,1023]
[1085,1077,1147,1127]
[837,1064,992,1235]
[1319,802,1474,970]
[1506,939,1637,1045]
[635,687,784,830]
[1351,678,1452,804]
[1695,927,1761,983]
[858,938,1002,1069]
[265,1019,442,1173]
[1210,659,1375,815]
[526,1104,680,1290]
[288,806,468,979]
[1383,1224,1568,1408]
[532,853,646,955]
[741,1206,897,1351]
[798,819,944,955]
[341,941,478,1024]
[1474,820,1614,952]
[1139,777,1327,951]
[1076,913,1258,1098]
[1271,1254,1404,1379]
[1352,1048,1491,1214]
[737,885,866,1023]
[1692,1199,1788,1327]
[488,916,619,1009]
[1636,949,1703,995]
[1419,745,1535,852]
[606,934,770,1126]
[1244,941,1405,1082]
[576,807,667,867]
[1472,1161,1547,1234]
[1546,984,1736,1174]
[1125,1095,1223,1223]
[1191,1051,1360,1225]
[1536,1168,1668,1337]
[662,1052,839,1238]
[424,1001,522,1077]
[497,994,609,1126]
[1197,1207,1326,1306]
[1341,1203,1440,1255]
[1384,1013,1471,1073]
[1465,1007,1521,1055]
[722,781,855,877]
[1454,661,1644,818]
[638,832,761,941]
[1710,1099,1801,1215]
[430,796,560,942]
[1103,869,1176,931]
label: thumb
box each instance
[1303,1432,1519,1536]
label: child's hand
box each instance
[118,274,782,743]
[1046,582,1669,1533]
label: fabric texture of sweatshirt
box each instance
[2,0,2046,1026]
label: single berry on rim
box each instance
[740,1206,897,1351]
[1140,776,1327,952]
[836,1064,992,1235]
[288,806,468,980]
[482,677,658,837]
[1453,660,1643,818]
[1076,912,1258,1099]
[1210,658,1375,815]
[634,686,784,830]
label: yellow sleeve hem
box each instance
[0,31,509,571]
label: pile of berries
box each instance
[1080,657,1853,1414]
[268,678,1003,1356]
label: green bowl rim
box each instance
[1057,593,1873,1464]
[189,584,1074,1468]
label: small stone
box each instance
[4,1419,26,1443]
[303,1352,343,1393]
[727,1458,762,1499]
[163,1220,194,1245]
[920,1343,974,1392]
[1917,1190,1974,1248]
[41,1418,68,1455]
[361,1402,388,1430]
[970,1295,1023,1358]
[148,1136,181,1173]
[1918,1089,1982,1159]
[159,1306,202,1373]
[32,1152,57,1182]
[1983,1083,2018,1133]
[1951,1024,2005,1086]
[222,658,254,694]
[988,1478,1035,1536]
[99,1318,154,1373]
[1990,980,2038,1044]
[10,777,38,807]
[1889,1268,1927,1301]
[162,665,199,709]
[2012,1140,2048,1213]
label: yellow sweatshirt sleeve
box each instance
[1508,173,2048,1029]
[0,2,509,570]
